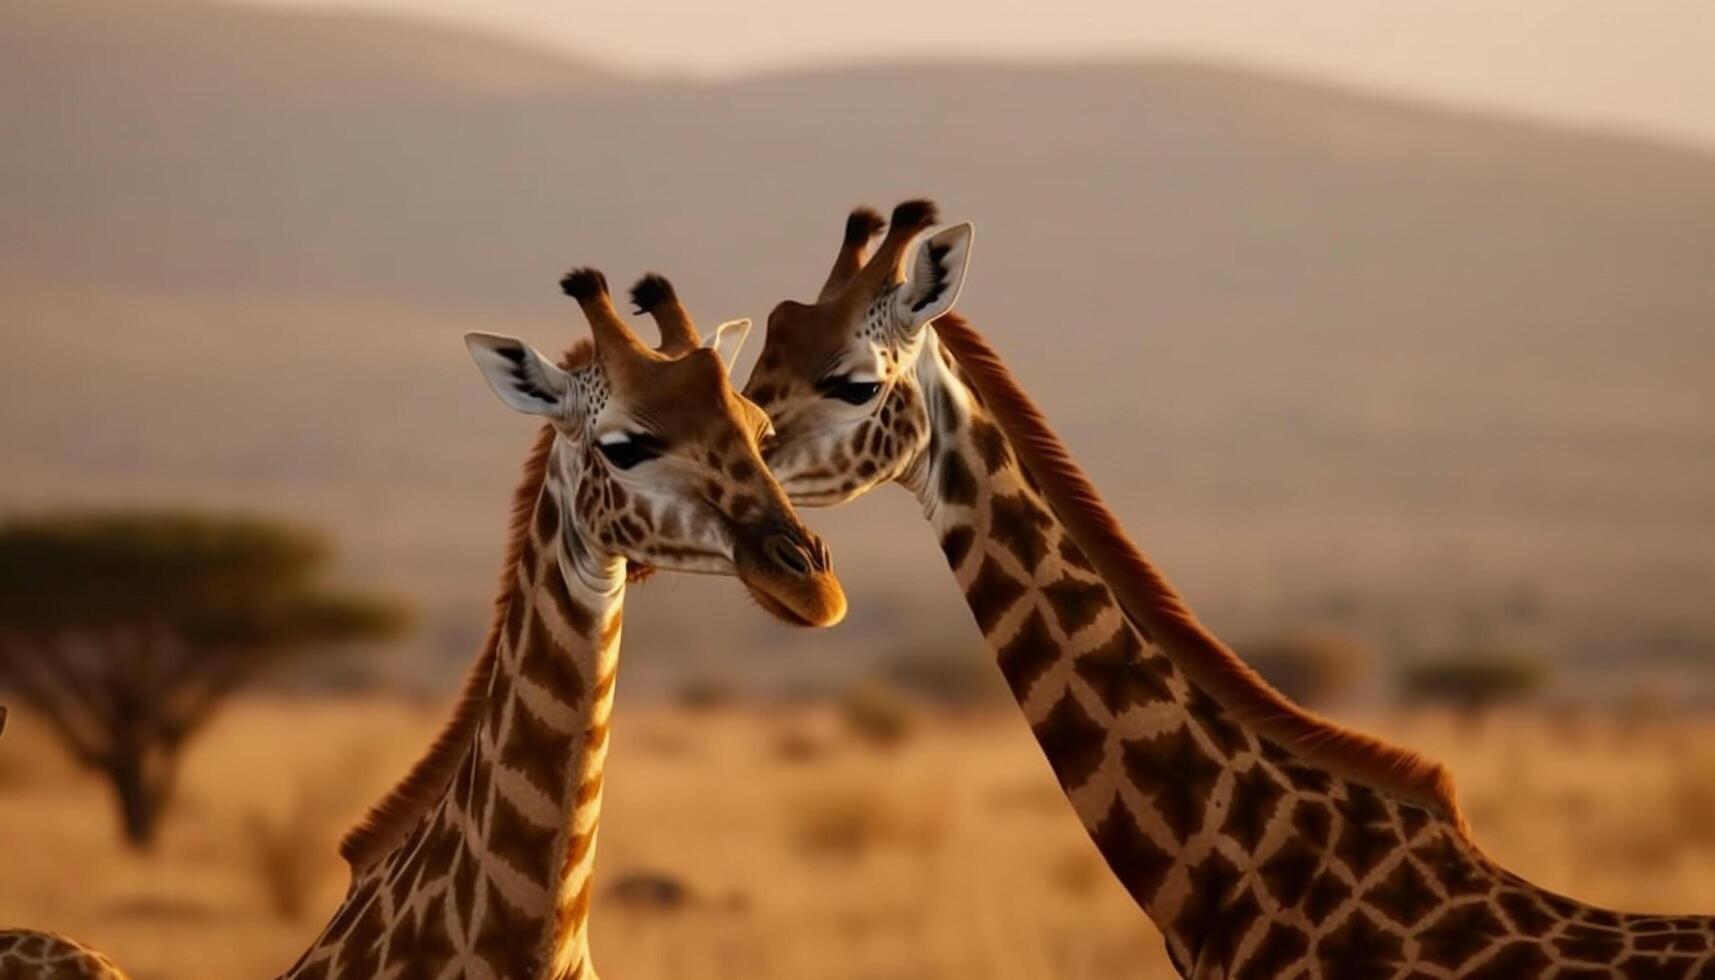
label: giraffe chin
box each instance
[736,571,848,629]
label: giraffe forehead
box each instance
[602,349,753,441]
[761,294,877,378]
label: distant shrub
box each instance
[606,869,696,912]
[771,727,831,765]
[1239,632,1370,707]
[787,784,893,860]
[839,681,915,749]
[1401,648,1549,727]
[785,782,946,861]
[672,674,741,712]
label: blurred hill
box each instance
[5,0,1714,694]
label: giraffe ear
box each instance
[703,318,752,375]
[464,333,573,417]
[896,222,973,333]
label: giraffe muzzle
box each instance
[732,523,845,627]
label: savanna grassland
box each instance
[3,698,1713,980]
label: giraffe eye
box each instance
[597,434,663,470]
[820,376,883,406]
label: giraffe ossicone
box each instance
[0,268,845,980]
[742,200,1715,979]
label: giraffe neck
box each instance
[900,330,1715,977]
[285,478,621,980]
[900,331,1452,969]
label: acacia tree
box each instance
[0,512,406,849]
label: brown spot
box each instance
[561,830,595,878]
[1617,953,1697,980]
[486,789,557,883]
[576,768,606,806]
[1466,942,1554,980]
[1396,802,1432,841]
[533,495,560,545]
[1333,805,1401,881]
[1303,868,1351,924]
[1632,932,1708,954]
[331,896,385,980]
[938,448,978,507]
[729,494,760,522]
[1186,686,1249,759]
[965,556,1027,634]
[1042,574,1108,637]
[450,845,478,939]
[467,751,493,824]
[970,415,1012,473]
[501,699,576,804]
[1235,922,1311,980]
[521,612,586,702]
[554,878,594,950]
[1121,724,1222,843]
[1417,901,1509,970]
[472,881,543,979]
[1314,908,1402,980]
[1362,857,1440,928]
[1032,689,1108,791]
[1058,535,1097,573]
[1413,830,1491,898]
[1074,626,1174,715]
[384,897,455,980]
[417,816,462,884]
[1293,799,1334,848]
[1277,757,1334,795]
[987,492,1054,568]
[322,878,380,947]
[1259,836,1320,908]
[1088,794,1173,909]
[996,606,1059,702]
[546,573,596,638]
[1220,763,1286,852]
[1171,849,1246,964]
[518,531,538,575]
[939,526,975,569]
[484,668,513,742]
[1555,925,1627,964]
[728,456,758,482]
[1496,891,1562,937]
[502,578,530,651]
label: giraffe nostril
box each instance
[763,534,814,578]
[807,534,833,572]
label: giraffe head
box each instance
[467,269,846,627]
[742,200,973,505]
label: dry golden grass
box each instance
[2,698,1714,980]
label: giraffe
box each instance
[741,200,1715,979]
[0,269,846,980]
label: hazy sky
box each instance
[234,0,1714,149]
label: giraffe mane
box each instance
[339,341,595,873]
[931,313,1468,832]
